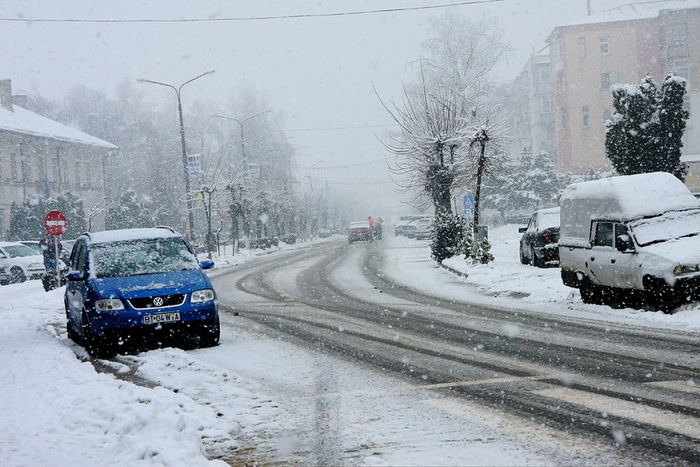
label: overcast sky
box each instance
[2,0,632,211]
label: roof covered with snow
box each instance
[86,228,182,244]
[0,104,117,149]
[560,172,699,242]
[552,0,700,30]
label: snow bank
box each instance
[0,281,229,466]
[384,226,700,332]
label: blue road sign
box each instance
[463,195,475,216]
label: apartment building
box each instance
[541,0,700,174]
[0,79,117,236]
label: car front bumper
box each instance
[88,300,219,336]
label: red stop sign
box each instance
[44,210,67,236]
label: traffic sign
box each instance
[44,210,67,236]
[463,195,475,216]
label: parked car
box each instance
[0,242,46,284]
[19,240,42,255]
[559,172,700,311]
[394,215,421,236]
[519,207,560,267]
[64,227,220,357]
[348,221,373,244]
[412,217,434,240]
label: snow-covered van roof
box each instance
[85,228,182,245]
[0,104,117,149]
[560,172,699,244]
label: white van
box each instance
[559,172,700,311]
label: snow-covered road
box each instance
[2,232,699,465]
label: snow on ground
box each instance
[0,238,332,466]
[384,225,700,332]
[0,281,230,466]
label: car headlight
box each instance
[191,289,215,303]
[95,298,125,312]
[673,264,699,276]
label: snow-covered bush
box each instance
[430,212,466,264]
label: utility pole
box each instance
[138,70,215,241]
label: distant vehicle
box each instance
[0,241,46,284]
[559,172,700,312]
[348,221,373,244]
[411,217,434,240]
[519,207,560,267]
[318,228,332,238]
[64,227,220,357]
[394,215,422,236]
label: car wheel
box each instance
[530,246,544,268]
[82,311,115,358]
[199,319,220,348]
[9,267,26,284]
[519,245,528,264]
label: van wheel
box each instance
[580,282,603,305]
[199,319,220,348]
[644,277,679,314]
[82,311,116,358]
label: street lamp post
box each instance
[137,69,215,241]
[214,110,270,251]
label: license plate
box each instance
[143,312,181,325]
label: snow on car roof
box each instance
[0,104,117,149]
[561,172,698,221]
[86,228,182,244]
[349,221,370,227]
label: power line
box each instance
[0,0,504,23]
[297,157,389,169]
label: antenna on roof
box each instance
[587,0,592,16]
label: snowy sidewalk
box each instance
[382,226,700,332]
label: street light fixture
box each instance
[137,69,215,240]
[214,110,271,172]
[214,110,270,252]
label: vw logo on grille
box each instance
[152,297,164,307]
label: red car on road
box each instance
[347,221,373,244]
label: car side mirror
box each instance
[66,271,85,281]
[518,227,527,233]
[615,234,635,253]
[200,260,215,270]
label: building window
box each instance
[668,22,689,58]
[558,38,565,60]
[10,152,17,181]
[577,37,586,59]
[601,72,612,90]
[560,108,567,129]
[537,64,550,83]
[22,158,31,182]
[541,95,552,112]
[599,37,609,54]
[582,106,590,128]
[603,108,613,123]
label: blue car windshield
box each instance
[90,238,199,278]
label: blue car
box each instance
[64,227,220,358]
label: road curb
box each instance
[439,262,468,278]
